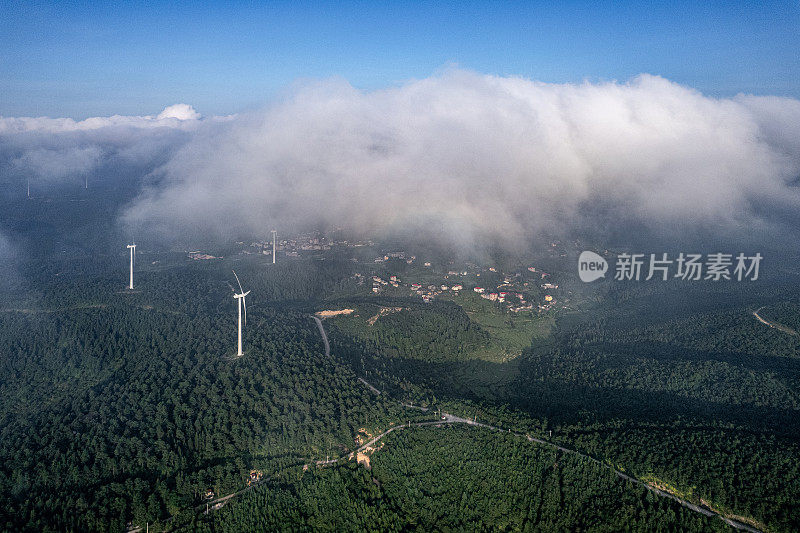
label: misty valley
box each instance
[0,187,798,533]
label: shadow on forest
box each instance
[327,323,800,440]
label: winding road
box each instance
[753,306,798,336]
[312,315,331,357]
[310,316,763,533]
[167,315,762,533]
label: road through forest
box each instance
[309,316,762,533]
[145,316,763,532]
[753,306,798,336]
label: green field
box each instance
[323,292,553,364]
[443,289,554,361]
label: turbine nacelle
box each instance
[233,290,250,323]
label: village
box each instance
[220,232,567,314]
[367,257,561,313]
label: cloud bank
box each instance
[0,105,205,192]
[4,73,800,251]
[120,71,800,249]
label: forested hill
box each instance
[1,204,799,532]
[0,302,403,531]
[321,280,800,532]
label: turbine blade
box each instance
[232,270,244,293]
[243,296,247,325]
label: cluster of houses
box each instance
[476,288,521,302]
[237,233,392,260]
[473,287,536,312]
[373,251,415,264]
[359,257,564,312]
[389,280,464,302]
[368,266,558,312]
[371,271,471,302]
[528,266,554,280]
[372,275,401,293]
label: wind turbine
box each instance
[232,270,250,357]
[126,242,136,289]
[271,229,277,264]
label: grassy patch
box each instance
[443,290,554,362]
[325,292,553,363]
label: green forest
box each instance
[191,427,725,532]
[0,298,409,531]
[1,212,799,532]
[323,280,800,532]
[325,301,493,362]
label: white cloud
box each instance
[2,72,799,250]
[0,110,199,134]
[0,105,216,190]
[157,104,201,121]
[120,71,800,248]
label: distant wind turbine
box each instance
[127,242,136,289]
[271,229,277,264]
[232,270,251,357]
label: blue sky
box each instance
[2,1,799,118]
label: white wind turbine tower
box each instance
[232,270,251,357]
[271,229,277,264]
[126,242,136,289]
